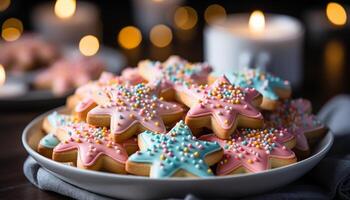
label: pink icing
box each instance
[53,123,129,166]
[75,98,96,113]
[200,128,295,175]
[74,71,123,100]
[265,99,325,151]
[139,55,212,92]
[179,75,263,130]
[88,83,184,136]
[120,67,145,84]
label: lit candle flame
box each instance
[0,64,6,86]
[326,2,347,26]
[54,0,76,19]
[249,10,265,33]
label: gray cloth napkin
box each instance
[23,95,350,200]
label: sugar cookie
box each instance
[87,83,184,142]
[209,69,291,110]
[126,121,223,178]
[53,123,134,173]
[200,127,296,175]
[138,55,212,100]
[176,75,263,139]
[265,99,327,158]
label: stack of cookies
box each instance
[37,55,327,178]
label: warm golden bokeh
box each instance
[54,0,76,19]
[249,10,265,33]
[0,0,11,12]
[1,27,21,41]
[1,18,23,41]
[150,24,173,48]
[0,64,6,86]
[326,2,347,26]
[118,26,142,49]
[324,39,345,91]
[79,35,100,56]
[204,4,226,24]
[174,6,198,30]
[2,18,23,32]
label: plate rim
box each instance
[22,107,334,182]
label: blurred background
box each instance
[0,0,350,111]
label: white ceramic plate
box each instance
[22,108,334,200]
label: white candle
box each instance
[204,12,304,87]
[0,65,27,98]
[32,1,101,45]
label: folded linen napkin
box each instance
[24,95,350,200]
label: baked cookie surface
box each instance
[200,128,296,175]
[138,56,212,100]
[87,83,184,142]
[53,123,134,173]
[177,75,263,139]
[265,99,327,158]
[126,121,223,178]
[209,69,291,110]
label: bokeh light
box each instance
[118,26,142,49]
[326,2,347,26]
[174,6,198,30]
[1,28,21,41]
[150,24,173,48]
[0,0,11,12]
[249,10,265,33]
[0,64,5,86]
[2,18,23,32]
[204,4,226,24]
[1,18,23,41]
[54,0,76,19]
[79,35,100,56]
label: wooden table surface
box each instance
[0,111,72,199]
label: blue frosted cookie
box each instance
[126,120,223,178]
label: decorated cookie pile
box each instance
[37,55,327,178]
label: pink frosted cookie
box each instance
[53,123,138,173]
[120,67,146,85]
[67,72,124,120]
[265,99,327,158]
[138,55,212,100]
[0,34,59,72]
[200,128,297,175]
[87,83,184,142]
[34,56,105,96]
[176,75,263,139]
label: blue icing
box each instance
[212,69,290,100]
[43,112,76,147]
[47,111,74,129]
[39,133,59,148]
[129,120,221,178]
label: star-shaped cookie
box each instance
[176,75,263,139]
[138,55,212,100]
[126,121,223,178]
[210,68,291,110]
[87,83,184,142]
[265,99,327,158]
[200,127,296,175]
[53,123,138,173]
